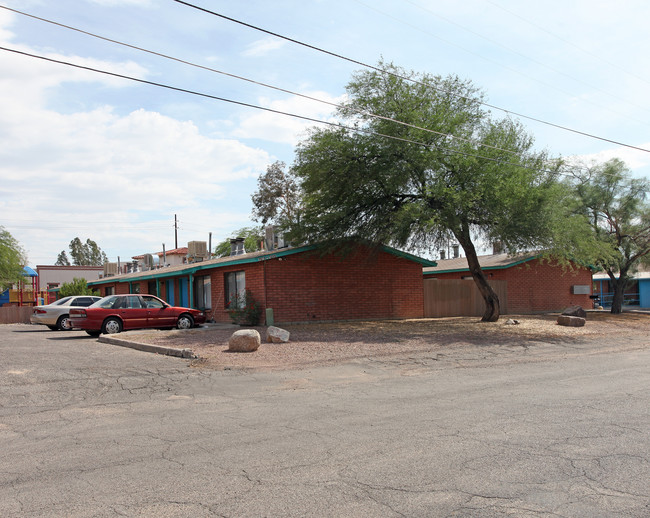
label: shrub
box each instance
[226,289,261,325]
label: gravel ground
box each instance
[126,311,650,371]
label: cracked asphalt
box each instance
[1,323,649,517]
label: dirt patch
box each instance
[127,311,650,371]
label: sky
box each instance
[1,0,650,267]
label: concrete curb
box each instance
[96,323,239,359]
[98,335,197,359]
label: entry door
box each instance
[179,278,188,307]
[166,280,175,306]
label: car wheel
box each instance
[86,330,101,337]
[102,317,123,335]
[56,314,72,331]
[177,314,194,330]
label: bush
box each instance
[226,289,261,326]
[59,277,99,297]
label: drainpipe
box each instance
[189,274,194,309]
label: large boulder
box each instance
[557,315,586,327]
[228,329,261,352]
[266,326,290,343]
[562,305,587,319]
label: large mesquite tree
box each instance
[573,158,650,313]
[290,62,568,321]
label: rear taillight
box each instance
[70,309,86,318]
[34,309,47,314]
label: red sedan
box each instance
[69,294,206,336]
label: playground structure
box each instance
[0,267,56,323]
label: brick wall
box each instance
[431,258,592,313]
[92,246,426,324]
[209,263,265,324]
[262,247,424,323]
[205,247,424,324]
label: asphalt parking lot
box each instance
[1,323,649,517]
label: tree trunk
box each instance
[456,228,500,322]
[608,273,627,314]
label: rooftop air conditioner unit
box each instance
[104,262,118,277]
[188,241,208,260]
[143,254,154,270]
[230,238,245,256]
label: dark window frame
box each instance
[224,271,245,308]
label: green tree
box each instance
[59,238,108,266]
[55,251,71,266]
[251,160,302,228]
[59,277,99,297]
[291,62,568,321]
[573,158,650,314]
[0,226,26,291]
[214,227,263,258]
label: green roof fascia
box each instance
[380,245,437,267]
[88,245,322,286]
[89,243,435,286]
[423,255,538,276]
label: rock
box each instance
[266,326,290,343]
[505,319,520,325]
[562,305,587,319]
[228,329,261,352]
[557,315,586,327]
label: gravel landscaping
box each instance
[125,311,650,371]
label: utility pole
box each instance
[174,214,178,249]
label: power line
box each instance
[0,45,562,175]
[2,5,647,164]
[361,0,650,120]
[0,5,522,159]
[173,0,650,154]
[484,0,650,89]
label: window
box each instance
[71,297,96,307]
[195,275,212,309]
[131,283,140,294]
[225,271,245,308]
[105,286,114,296]
[142,295,165,309]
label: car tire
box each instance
[177,314,194,330]
[86,330,101,337]
[56,314,72,331]
[102,317,123,335]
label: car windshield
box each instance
[52,297,73,306]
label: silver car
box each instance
[30,296,102,331]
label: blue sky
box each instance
[1,0,649,266]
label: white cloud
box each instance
[242,37,286,57]
[0,12,273,265]
[572,144,650,171]
[232,91,345,145]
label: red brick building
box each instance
[88,243,434,324]
[423,253,593,314]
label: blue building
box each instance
[592,267,650,308]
